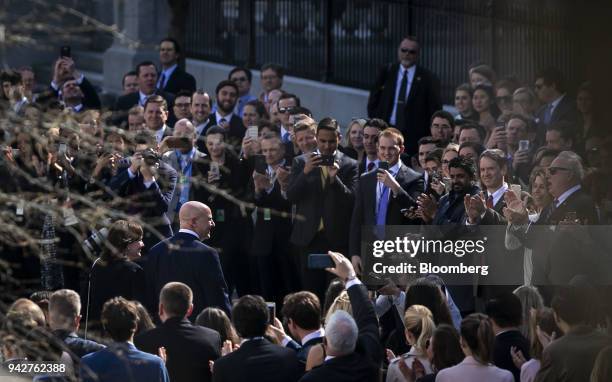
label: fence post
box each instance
[246,0,256,68]
[323,0,333,82]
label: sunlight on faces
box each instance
[173,96,192,120]
[363,126,380,157]
[295,129,317,154]
[216,86,238,114]
[506,118,528,147]
[206,133,225,159]
[138,64,157,94]
[191,93,211,124]
[260,137,284,166]
[128,113,145,132]
[123,74,138,94]
[317,129,339,156]
[348,122,364,150]
[430,117,453,141]
[472,88,491,113]
[418,143,436,168]
[377,136,403,165]
[455,90,472,114]
[159,41,178,67]
[242,104,259,127]
[261,69,282,93]
[144,102,167,130]
[479,156,505,190]
[442,150,458,177]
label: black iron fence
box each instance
[185,0,580,102]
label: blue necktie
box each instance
[376,186,390,226]
[283,132,290,143]
[543,104,553,124]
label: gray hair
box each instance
[325,310,358,356]
[556,150,584,181]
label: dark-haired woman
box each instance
[436,313,513,382]
[83,220,146,332]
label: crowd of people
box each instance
[0,34,611,381]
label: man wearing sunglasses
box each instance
[228,66,256,117]
[367,36,441,156]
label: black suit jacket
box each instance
[143,232,232,317]
[208,114,246,155]
[299,283,382,382]
[349,162,423,258]
[286,151,358,251]
[534,94,581,145]
[160,67,197,95]
[493,329,530,382]
[113,90,176,127]
[135,317,221,382]
[108,159,177,229]
[48,77,101,109]
[213,338,300,382]
[367,63,442,154]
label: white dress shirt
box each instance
[157,64,177,89]
[555,184,581,207]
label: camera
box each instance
[82,218,112,257]
[142,148,160,166]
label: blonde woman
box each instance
[324,290,352,324]
[342,118,366,162]
[386,305,435,382]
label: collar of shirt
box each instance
[155,125,167,143]
[366,158,379,169]
[381,161,401,179]
[195,119,209,136]
[67,103,83,112]
[280,126,290,138]
[240,336,264,345]
[215,111,233,125]
[139,90,155,106]
[178,228,200,239]
[556,184,581,207]
[399,64,416,81]
[324,355,336,362]
[487,182,508,207]
[301,328,325,345]
[549,94,565,113]
[178,147,196,164]
[159,64,178,88]
[267,159,286,175]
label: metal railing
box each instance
[185,0,580,102]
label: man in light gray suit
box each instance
[161,118,209,229]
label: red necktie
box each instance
[486,195,494,209]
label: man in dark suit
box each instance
[59,77,89,113]
[49,56,101,109]
[158,38,196,95]
[249,132,296,303]
[191,90,213,152]
[278,291,325,371]
[160,118,208,229]
[144,95,174,145]
[143,201,232,318]
[80,297,170,382]
[349,128,424,275]
[208,80,246,155]
[114,61,175,126]
[486,292,530,382]
[286,118,359,299]
[212,295,300,382]
[48,289,105,358]
[535,286,611,382]
[367,36,442,155]
[299,251,383,382]
[108,132,177,252]
[359,118,388,174]
[505,151,602,301]
[534,67,581,146]
[136,282,221,382]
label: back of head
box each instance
[101,297,138,342]
[529,307,561,360]
[323,279,346,316]
[551,286,588,327]
[324,290,352,324]
[103,220,143,261]
[431,324,464,372]
[404,304,435,354]
[160,282,193,319]
[513,285,544,337]
[460,313,494,365]
[232,295,268,338]
[196,307,238,344]
[485,292,523,329]
[6,298,46,329]
[405,278,453,326]
[282,291,321,331]
[325,310,358,356]
[49,289,81,331]
[591,345,612,382]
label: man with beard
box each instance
[209,80,245,155]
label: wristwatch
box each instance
[346,273,357,283]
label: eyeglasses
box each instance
[400,48,418,54]
[278,107,295,114]
[547,166,570,175]
[232,77,248,82]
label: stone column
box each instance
[103,0,169,94]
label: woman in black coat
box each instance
[82,220,146,333]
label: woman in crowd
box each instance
[83,219,145,332]
[510,307,561,382]
[342,118,366,162]
[441,144,459,178]
[512,285,544,338]
[436,313,514,382]
[495,78,520,119]
[386,305,435,382]
[132,300,156,335]
[472,84,500,133]
[469,64,496,88]
[454,84,476,121]
[196,307,240,346]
